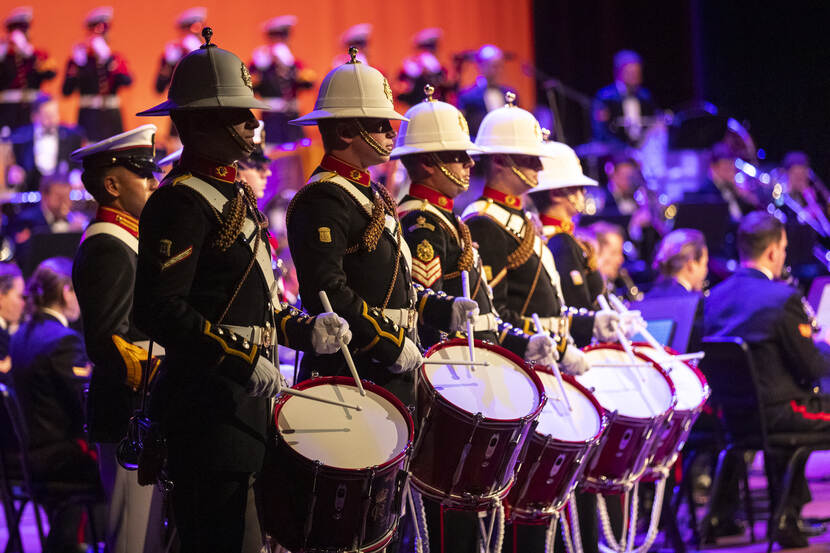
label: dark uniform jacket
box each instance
[286,155,453,402]
[72,206,150,443]
[134,156,315,476]
[540,215,604,310]
[398,183,531,354]
[0,40,56,129]
[462,187,594,347]
[10,123,83,191]
[592,82,656,146]
[646,278,704,351]
[704,267,829,406]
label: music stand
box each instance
[17,231,83,278]
[629,295,700,353]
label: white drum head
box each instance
[424,344,540,420]
[578,348,673,418]
[278,384,409,470]
[635,346,707,412]
[534,372,601,442]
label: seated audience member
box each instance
[589,221,626,294]
[6,175,86,246]
[694,142,759,222]
[648,229,707,350]
[0,262,24,371]
[704,211,830,547]
[9,257,101,552]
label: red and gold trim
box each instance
[540,214,574,235]
[483,187,523,209]
[96,206,139,238]
[180,154,237,184]
[790,400,830,421]
[320,154,371,187]
[409,183,453,211]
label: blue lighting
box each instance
[757,148,766,160]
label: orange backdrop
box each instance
[5,0,535,141]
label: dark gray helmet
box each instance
[137,28,270,116]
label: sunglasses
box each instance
[359,119,394,134]
[121,158,162,179]
[434,151,473,165]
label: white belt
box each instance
[261,97,298,113]
[222,324,276,348]
[0,89,37,103]
[79,94,120,109]
[533,315,560,333]
[472,312,498,332]
[382,308,418,330]
[133,340,166,357]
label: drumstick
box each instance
[461,270,476,364]
[533,313,573,413]
[590,363,652,369]
[422,360,490,367]
[319,290,365,397]
[608,294,665,352]
[281,387,362,411]
[598,295,643,378]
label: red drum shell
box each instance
[261,376,414,553]
[410,338,546,509]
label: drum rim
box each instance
[421,337,547,423]
[531,367,607,444]
[580,343,678,419]
[273,376,415,472]
[631,342,712,411]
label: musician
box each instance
[154,7,206,94]
[5,175,87,251]
[70,125,165,553]
[134,29,351,553]
[704,211,830,548]
[527,140,604,310]
[396,29,455,107]
[287,49,478,405]
[588,222,626,294]
[592,50,657,147]
[0,261,23,369]
[456,45,517,138]
[62,7,133,142]
[0,7,56,131]
[249,15,315,145]
[7,94,83,192]
[333,23,371,66]
[695,142,757,222]
[237,142,271,200]
[9,257,101,552]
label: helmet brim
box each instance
[390,140,484,159]
[472,144,555,158]
[526,176,599,193]
[289,107,408,126]
[137,96,273,117]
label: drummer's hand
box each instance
[525,333,557,366]
[618,310,645,339]
[246,355,286,397]
[449,298,480,332]
[311,312,352,354]
[592,310,621,342]
[389,338,423,374]
[559,344,591,376]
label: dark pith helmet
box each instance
[137,27,270,116]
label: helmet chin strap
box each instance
[566,190,587,213]
[430,153,469,190]
[355,120,392,157]
[227,125,256,157]
[506,157,538,188]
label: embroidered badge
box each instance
[458,113,469,135]
[318,227,332,243]
[409,215,435,233]
[161,246,193,271]
[417,239,435,262]
[350,169,363,181]
[412,257,442,287]
[438,196,448,207]
[241,63,253,89]
[382,77,393,102]
[159,239,172,258]
[215,166,229,178]
[799,323,813,338]
[570,269,584,286]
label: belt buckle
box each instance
[262,322,272,349]
[407,309,416,331]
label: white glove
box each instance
[311,312,352,355]
[9,30,33,56]
[524,333,557,367]
[559,344,591,376]
[90,36,111,60]
[389,337,423,374]
[592,310,622,342]
[246,355,286,397]
[449,297,480,333]
[72,44,88,66]
[618,310,645,340]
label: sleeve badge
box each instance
[412,256,442,287]
[318,226,332,243]
[570,269,584,286]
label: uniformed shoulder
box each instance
[595,84,619,101]
[76,232,135,260]
[400,207,444,233]
[547,232,579,254]
[145,176,211,212]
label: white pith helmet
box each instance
[529,140,598,193]
[290,47,406,126]
[474,92,549,157]
[390,84,482,159]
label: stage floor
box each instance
[2,451,829,552]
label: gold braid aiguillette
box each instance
[506,221,537,269]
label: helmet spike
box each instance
[201,27,215,48]
[348,47,361,64]
[504,91,516,107]
[424,84,435,102]
[541,128,551,141]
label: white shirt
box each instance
[33,124,58,175]
[676,277,693,292]
[41,307,68,328]
[617,82,642,141]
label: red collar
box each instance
[409,183,453,211]
[540,214,574,234]
[483,187,523,209]
[180,153,237,184]
[96,206,139,238]
[320,154,371,187]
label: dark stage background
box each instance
[532,0,830,179]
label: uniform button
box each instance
[243,340,250,350]
[216,327,224,335]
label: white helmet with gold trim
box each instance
[474,92,549,158]
[290,48,406,126]
[530,140,598,192]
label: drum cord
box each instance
[626,483,640,553]
[593,477,667,553]
[544,514,559,553]
[596,493,622,551]
[477,502,505,553]
[405,483,425,553]
[630,477,667,553]
[560,507,577,553]
[413,487,430,553]
[567,495,585,553]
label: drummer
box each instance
[392,85,559,552]
[285,49,479,405]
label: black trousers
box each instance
[172,471,262,553]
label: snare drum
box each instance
[577,344,676,493]
[410,338,546,509]
[633,344,709,479]
[504,368,606,522]
[261,377,414,553]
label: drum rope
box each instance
[476,501,505,553]
[544,514,559,553]
[619,490,630,553]
[568,495,585,553]
[405,483,425,553]
[626,482,640,553]
[560,506,577,553]
[596,493,621,551]
[413,487,430,553]
[494,500,505,553]
[631,477,667,553]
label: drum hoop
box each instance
[631,342,711,409]
[421,337,547,423]
[410,473,515,509]
[581,342,678,418]
[532,367,607,444]
[273,376,415,472]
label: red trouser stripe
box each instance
[790,399,830,421]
